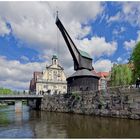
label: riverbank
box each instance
[0,103,7,108]
[41,88,140,120]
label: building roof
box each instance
[127,62,135,70]
[68,69,100,79]
[97,72,110,78]
[46,64,64,70]
[79,49,92,59]
[34,72,43,80]
[52,55,58,59]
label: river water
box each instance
[0,105,140,138]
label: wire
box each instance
[44,3,60,60]
[57,22,60,60]
[46,2,55,20]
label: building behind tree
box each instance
[97,72,110,90]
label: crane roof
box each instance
[68,69,99,78]
[79,49,92,59]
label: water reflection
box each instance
[29,111,67,138]
[0,112,9,126]
[0,105,140,138]
[29,111,140,138]
[0,105,34,138]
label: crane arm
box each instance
[56,17,80,70]
[55,16,93,71]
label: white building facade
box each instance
[30,55,67,95]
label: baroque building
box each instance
[29,55,67,95]
[97,72,110,90]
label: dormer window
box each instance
[52,55,58,65]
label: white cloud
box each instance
[107,12,121,23]
[117,57,122,63]
[124,30,140,50]
[65,66,74,78]
[0,18,10,36]
[122,59,128,64]
[112,27,126,36]
[0,55,74,90]
[77,36,117,58]
[68,21,91,39]
[20,55,29,62]
[0,2,104,48]
[108,2,140,27]
[0,80,29,91]
[0,56,46,90]
[137,30,140,41]
[121,2,140,27]
[93,59,113,72]
[0,2,106,67]
[50,2,105,23]
[124,40,136,50]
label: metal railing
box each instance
[0,94,43,98]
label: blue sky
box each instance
[0,1,140,90]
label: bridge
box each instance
[0,94,43,100]
[0,94,44,112]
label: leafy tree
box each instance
[110,64,132,86]
[0,87,12,94]
[131,41,140,79]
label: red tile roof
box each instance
[33,72,43,80]
[97,72,110,78]
[29,71,43,92]
[92,69,99,77]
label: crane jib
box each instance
[55,17,93,71]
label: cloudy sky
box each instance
[0,1,140,90]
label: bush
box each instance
[71,92,80,100]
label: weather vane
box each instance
[56,11,59,18]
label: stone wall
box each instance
[41,88,140,119]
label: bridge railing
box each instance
[0,94,43,98]
[0,91,30,95]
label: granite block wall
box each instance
[41,88,140,119]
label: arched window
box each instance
[54,59,56,65]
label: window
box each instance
[49,71,52,78]
[54,60,56,65]
[53,71,57,80]
[44,85,48,89]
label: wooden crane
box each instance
[55,14,99,93]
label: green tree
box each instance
[131,41,140,79]
[110,64,132,86]
[0,87,12,94]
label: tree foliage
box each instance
[110,64,132,86]
[131,41,140,79]
[0,87,12,94]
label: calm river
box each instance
[0,105,140,138]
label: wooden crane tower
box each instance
[56,13,99,93]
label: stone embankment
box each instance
[41,88,140,119]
